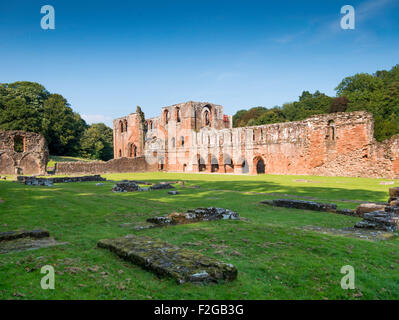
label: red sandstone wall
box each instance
[54,157,157,175]
[112,103,399,179]
[0,131,48,175]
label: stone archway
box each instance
[242,160,249,174]
[211,156,219,172]
[128,144,137,158]
[255,157,265,174]
[198,155,206,172]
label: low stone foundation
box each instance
[261,199,337,212]
[0,229,67,254]
[147,207,239,226]
[355,211,399,232]
[0,229,49,241]
[149,183,175,190]
[17,175,106,186]
[97,234,237,284]
[54,156,157,175]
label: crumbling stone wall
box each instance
[113,102,399,179]
[54,156,157,175]
[0,131,48,175]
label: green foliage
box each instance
[0,82,48,133]
[233,91,332,127]
[233,107,268,127]
[329,96,348,113]
[42,94,88,155]
[232,64,399,142]
[0,81,114,158]
[335,65,399,141]
[284,90,333,121]
[232,109,247,127]
[255,107,286,125]
[80,123,114,161]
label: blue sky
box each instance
[1,0,398,126]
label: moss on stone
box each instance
[97,235,237,284]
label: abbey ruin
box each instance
[0,131,48,175]
[113,101,399,178]
[2,101,399,178]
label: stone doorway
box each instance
[256,158,265,174]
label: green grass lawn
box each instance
[47,155,94,168]
[0,172,398,300]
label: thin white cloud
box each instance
[82,114,113,125]
[271,0,396,44]
[357,0,396,21]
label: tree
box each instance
[232,110,247,127]
[0,82,87,155]
[255,108,286,125]
[329,96,348,113]
[79,123,113,161]
[0,82,49,133]
[42,94,88,155]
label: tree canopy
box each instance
[80,123,114,161]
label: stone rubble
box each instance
[354,187,399,232]
[355,211,399,232]
[97,234,237,284]
[18,175,106,186]
[168,191,179,195]
[150,183,175,190]
[147,207,239,226]
[355,203,386,217]
[112,181,140,192]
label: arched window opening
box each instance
[164,110,169,124]
[123,119,128,132]
[327,120,335,141]
[198,156,206,172]
[150,121,153,130]
[14,136,24,153]
[181,136,185,147]
[204,110,210,126]
[176,108,181,123]
[253,130,256,141]
[119,149,122,157]
[211,157,219,172]
[224,155,234,172]
[129,144,137,158]
[119,120,123,132]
